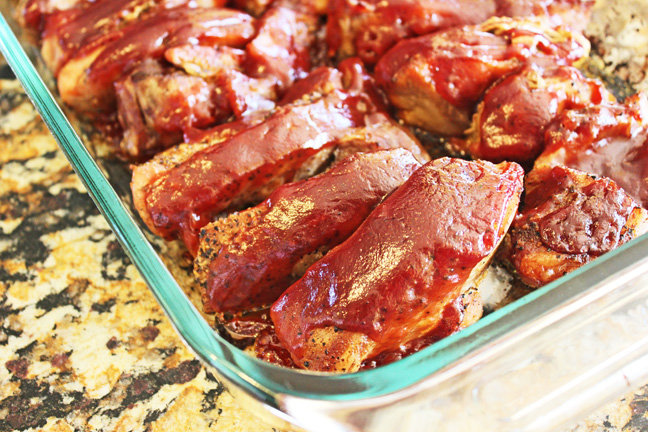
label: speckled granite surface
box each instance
[0,75,647,432]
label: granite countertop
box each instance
[0,75,647,431]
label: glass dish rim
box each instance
[1,4,646,407]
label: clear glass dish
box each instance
[1,3,648,430]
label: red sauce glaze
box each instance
[224,297,464,370]
[181,111,263,144]
[541,100,648,208]
[115,61,228,159]
[84,7,255,96]
[245,5,316,92]
[501,165,643,288]
[22,0,90,31]
[279,67,344,105]
[271,158,523,366]
[338,58,392,113]
[497,0,554,15]
[327,0,497,64]
[374,20,588,113]
[90,111,124,143]
[360,296,464,369]
[496,0,591,16]
[43,0,152,71]
[218,309,296,367]
[496,0,595,30]
[471,65,608,163]
[204,149,422,314]
[143,90,372,254]
[524,167,637,255]
[327,0,593,65]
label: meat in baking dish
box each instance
[20,0,648,371]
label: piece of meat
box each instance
[114,3,318,157]
[20,0,88,30]
[166,44,279,119]
[132,89,376,255]
[496,0,594,31]
[166,7,322,114]
[165,45,246,79]
[131,64,350,205]
[292,115,430,182]
[167,44,278,123]
[276,62,433,177]
[291,110,430,181]
[499,165,648,288]
[278,66,344,106]
[536,95,648,208]
[39,0,226,73]
[233,0,327,92]
[327,0,497,65]
[115,60,230,159]
[455,65,613,164]
[224,71,279,118]
[132,58,417,254]
[233,0,274,16]
[243,286,481,369]
[374,17,590,136]
[245,5,318,94]
[326,113,430,164]
[359,288,482,370]
[327,0,593,65]
[193,206,264,311]
[271,157,524,372]
[195,149,422,315]
[131,120,253,232]
[57,7,255,116]
[233,0,328,17]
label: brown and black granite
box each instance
[0,71,647,432]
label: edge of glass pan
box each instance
[2,4,647,405]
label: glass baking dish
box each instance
[2,3,648,430]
